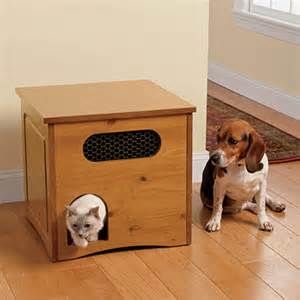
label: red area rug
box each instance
[207,95,300,163]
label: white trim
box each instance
[0,153,209,203]
[233,1,300,45]
[0,169,24,203]
[208,63,300,120]
[193,151,209,183]
[250,3,300,25]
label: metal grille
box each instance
[83,130,161,162]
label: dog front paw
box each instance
[259,220,273,231]
[205,218,221,232]
[273,203,286,212]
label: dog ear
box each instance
[245,130,266,173]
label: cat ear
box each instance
[88,206,100,219]
[65,205,77,217]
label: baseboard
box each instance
[208,63,300,120]
[0,152,208,203]
[192,151,209,183]
[0,169,24,204]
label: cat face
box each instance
[66,206,103,239]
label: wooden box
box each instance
[16,80,196,261]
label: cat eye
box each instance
[84,224,91,228]
[228,137,238,145]
[72,224,78,228]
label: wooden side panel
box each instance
[46,125,57,261]
[186,114,193,244]
[54,115,188,260]
[24,117,48,241]
[21,104,29,204]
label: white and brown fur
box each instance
[201,119,285,232]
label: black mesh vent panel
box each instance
[83,130,161,162]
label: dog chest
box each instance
[225,167,263,201]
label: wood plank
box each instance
[270,162,300,184]
[193,206,300,299]
[179,226,281,299]
[16,80,196,124]
[0,205,94,275]
[94,251,176,299]
[68,266,123,299]
[136,247,228,300]
[232,211,300,268]
[193,187,300,268]
[0,272,14,300]
[267,167,300,208]
[202,216,276,263]
[6,266,121,300]
[246,256,300,299]
[192,189,279,263]
[1,202,26,218]
[271,161,300,185]
[267,190,300,236]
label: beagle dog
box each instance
[201,119,286,232]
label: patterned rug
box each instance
[207,96,300,163]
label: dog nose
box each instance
[211,153,220,164]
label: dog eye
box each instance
[228,137,238,145]
[84,224,91,228]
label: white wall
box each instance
[209,0,300,98]
[0,0,209,174]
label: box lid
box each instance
[16,80,196,124]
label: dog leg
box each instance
[266,194,286,212]
[255,182,273,231]
[241,202,257,214]
[205,181,225,232]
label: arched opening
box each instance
[66,193,109,246]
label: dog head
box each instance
[210,119,266,173]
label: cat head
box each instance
[66,206,104,239]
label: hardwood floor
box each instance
[0,161,299,299]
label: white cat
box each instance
[66,194,107,248]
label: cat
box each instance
[66,194,107,248]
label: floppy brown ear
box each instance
[245,130,266,173]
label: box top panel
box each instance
[16,80,196,124]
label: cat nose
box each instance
[78,233,83,238]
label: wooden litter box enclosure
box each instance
[16,80,196,261]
